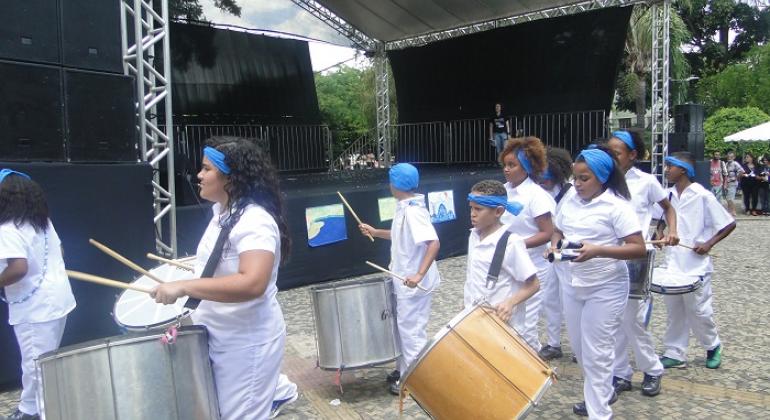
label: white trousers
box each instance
[209,333,284,420]
[562,279,627,420]
[273,374,297,401]
[662,273,720,361]
[613,297,664,380]
[542,262,564,348]
[394,293,432,373]
[14,316,67,415]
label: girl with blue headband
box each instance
[150,137,296,419]
[0,170,76,420]
[607,129,679,399]
[551,145,646,418]
[498,137,558,355]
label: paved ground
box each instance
[3,214,769,419]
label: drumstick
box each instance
[66,270,152,293]
[146,253,195,271]
[89,239,165,283]
[645,240,719,258]
[365,261,429,292]
[337,191,375,242]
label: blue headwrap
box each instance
[203,146,231,175]
[0,169,31,184]
[577,149,614,183]
[467,194,523,216]
[540,167,554,181]
[665,156,695,179]
[389,163,419,191]
[612,130,635,151]
[516,149,532,175]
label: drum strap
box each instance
[486,230,512,289]
[554,183,572,204]
[184,226,232,309]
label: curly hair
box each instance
[0,174,49,232]
[471,180,506,196]
[545,147,573,186]
[499,136,548,177]
[575,145,631,200]
[206,136,291,264]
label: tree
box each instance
[169,0,241,20]
[703,106,770,155]
[696,43,770,115]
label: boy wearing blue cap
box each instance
[359,163,441,396]
[658,152,735,370]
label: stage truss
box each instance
[650,0,671,185]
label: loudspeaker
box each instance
[64,69,138,162]
[0,0,60,64]
[61,0,123,73]
[694,160,711,190]
[669,132,705,161]
[674,104,704,133]
[0,60,65,161]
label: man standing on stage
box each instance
[489,103,511,158]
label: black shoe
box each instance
[641,373,662,396]
[612,376,632,394]
[572,355,578,363]
[386,369,400,384]
[572,392,618,417]
[3,410,40,420]
[538,345,564,360]
[388,381,401,396]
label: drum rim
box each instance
[317,355,400,371]
[309,276,392,293]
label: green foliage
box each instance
[170,0,241,20]
[696,43,770,115]
[703,107,770,155]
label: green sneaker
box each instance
[659,356,687,369]
[706,345,722,369]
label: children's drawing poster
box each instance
[378,197,397,222]
[306,204,347,247]
[427,190,456,224]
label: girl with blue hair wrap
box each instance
[498,137,558,356]
[550,146,646,419]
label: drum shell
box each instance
[310,277,400,370]
[627,249,655,299]
[402,305,553,419]
[37,326,219,420]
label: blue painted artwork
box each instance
[428,190,456,224]
[306,204,348,247]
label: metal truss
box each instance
[650,0,671,185]
[373,44,392,167]
[289,0,375,51]
[120,0,177,257]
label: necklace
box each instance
[1,231,48,305]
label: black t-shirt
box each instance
[491,114,507,133]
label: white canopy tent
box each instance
[724,121,770,142]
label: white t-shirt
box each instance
[665,183,734,276]
[555,190,642,287]
[464,226,537,330]
[0,220,76,325]
[626,167,667,241]
[500,177,556,270]
[191,203,286,350]
[390,194,440,298]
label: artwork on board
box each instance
[306,203,347,247]
[427,190,456,224]
[378,197,397,222]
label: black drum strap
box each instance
[554,183,572,204]
[486,230,511,290]
[184,226,231,309]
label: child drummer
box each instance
[359,163,441,395]
[464,180,540,331]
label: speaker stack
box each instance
[670,103,709,188]
[0,0,137,162]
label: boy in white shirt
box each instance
[464,180,540,330]
[359,163,441,395]
[657,152,736,369]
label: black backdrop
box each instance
[388,6,633,123]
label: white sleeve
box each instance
[503,236,538,283]
[703,192,734,232]
[612,201,643,239]
[648,177,667,205]
[0,225,28,260]
[229,209,279,256]
[405,207,439,245]
[529,189,556,218]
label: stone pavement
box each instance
[2,216,769,419]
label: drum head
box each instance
[113,262,196,330]
[650,267,702,294]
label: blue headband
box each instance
[540,167,554,181]
[578,149,614,183]
[516,149,532,175]
[389,163,419,191]
[203,146,231,175]
[612,130,635,151]
[0,169,31,184]
[665,156,695,179]
[468,194,523,216]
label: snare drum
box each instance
[113,261,197,331]
[650,267,703,295]
[627,249,655,299]
[401,304,555,419]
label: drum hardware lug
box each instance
[381,309,390,320]
[161,325,178,345]
[334,367,345,394]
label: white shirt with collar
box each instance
[501,177,556,269]
[0,220,76,325]
[191,203,286,350]
[665,182,733,276]
[463,225,537,329]
[625,166,667,240]
[555,189,642,287]
[390,194,440,298]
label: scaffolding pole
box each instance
[650,0,671,186]
[374,44,392,167]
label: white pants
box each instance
[542,263,564,348]
[394,293,432,373]
[662,273,720,361]
[613,297,664,380]
[562,279,627,420]
[209,333,285,420]
[13,316,67,415]
[273,374,297,401]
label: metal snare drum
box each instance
[37,326,219,420]
[310,276,400,370]
[627,249,655,300]
[651,267,703,295]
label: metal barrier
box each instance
[514,110,608,153]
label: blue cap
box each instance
[389,163,419,191]
[0,169,31,184]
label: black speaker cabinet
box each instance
[694,160,711,190]
[64,69,138,162]
[61,0,123,73]
[674,103,704,133]
[0,0,61,64]
[669,132,705,161]
[0,60,65,161]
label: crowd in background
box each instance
[710,150,770,216]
